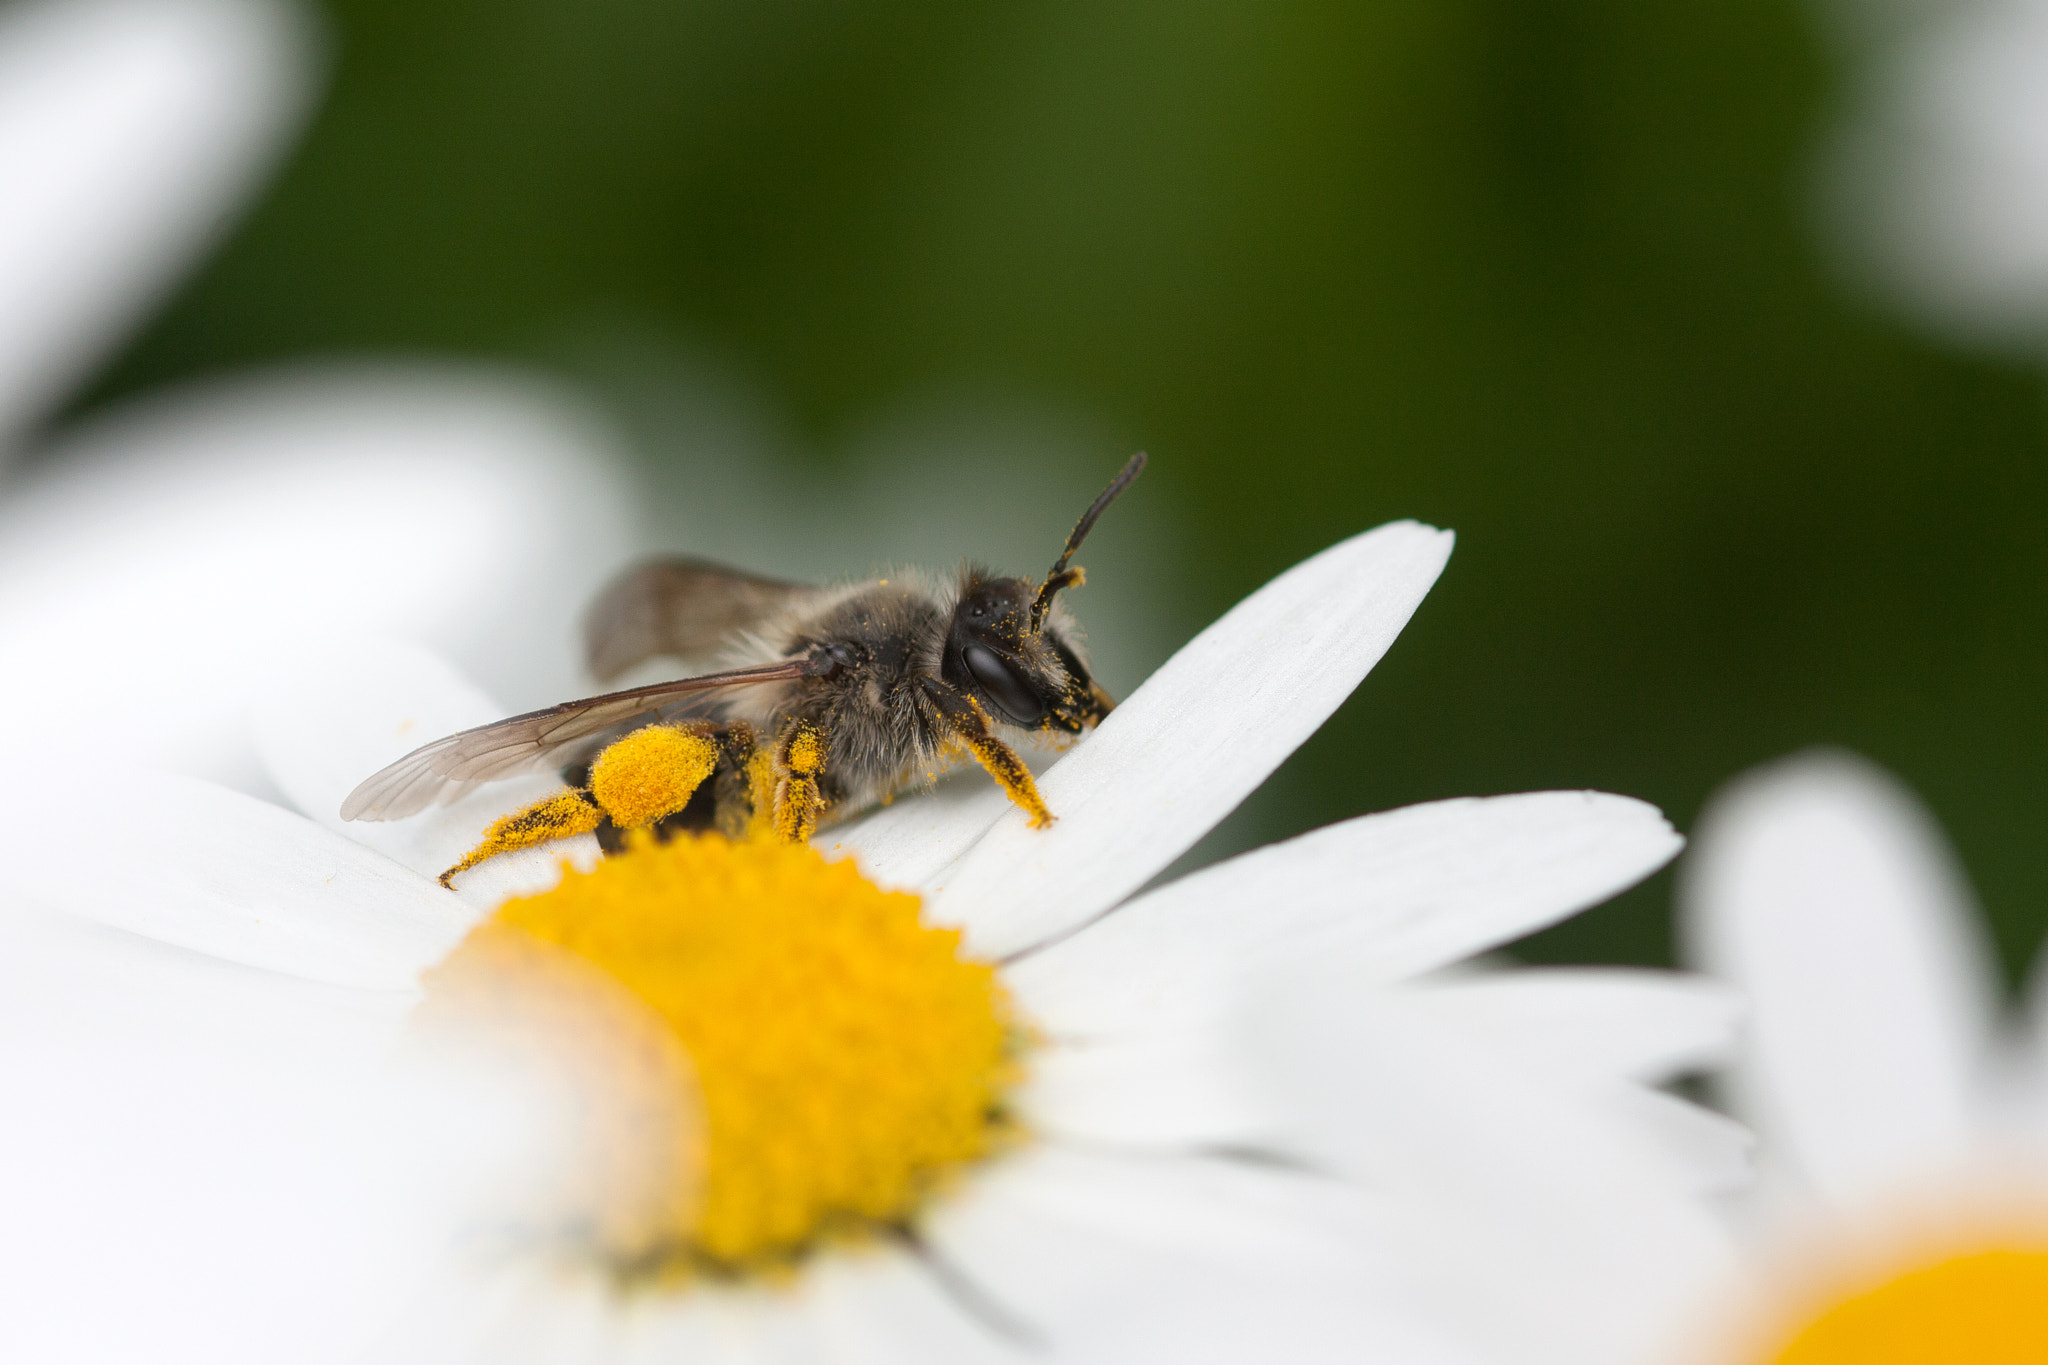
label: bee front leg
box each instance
[919,679,1055,829]
[772,720,830,842]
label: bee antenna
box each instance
[1029,451,1147,632]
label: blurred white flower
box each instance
[1818,0,2048,349]
[0,522,1703,1364]
[1252,749,2048,1364]
[0,367,646,792]
[0,0,309,451]
[0,0,647,790]
[1675,749,2048,1360]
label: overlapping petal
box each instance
[1246,973,1739,1365]
[1006,790,1681,1034]
[0,765,474,988]
[921,1145,1458,1365]
[1400,967,1741,1087]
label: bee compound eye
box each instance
[961,644,1047,726]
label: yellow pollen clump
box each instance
[1749,1244,2048,1364]
[589,726,719,829]
[435,833,1019,1277]
[784,725,825,775]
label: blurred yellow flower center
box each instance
[426,834,1018,1278]
[1751,1246,2048,1364]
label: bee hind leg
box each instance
[438,790,604,888]
[919,679,1055,828]
[771,720,830,842]
[439,725,725,888]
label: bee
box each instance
[341,452,1146,887]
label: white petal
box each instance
[462,1279,617,1365]
[0,365,642,793]
[1245,971,1737,1365]
[256,636,505,829]
[923,1145,1476,1365]
[1598,1083,1755,1196]
[0,0,311,450]
[2021,941,2048,1126]
[1400,967,1743,1086]
[1679,749,1999,1204]
[0,898,410,1063]
[254,635,602,898]
[365,1263,557,1365]
[616,1286,784,1365]
[1016,1025,1270,1149]
[821,771,1012,893]
[927,521,1454,957]
[1006,790,1680,1035]
[0,765,474,988]
[1376,968,1752,1194]
[801,1248,1017,1365]
[0,1029,476,1365]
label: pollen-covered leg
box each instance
[738,746,779,842]
[440,790,604,887]
[772,721,829,843]
[588,725,721,831]
[921,679,1055,828]
[962,732,1052,828]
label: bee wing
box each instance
[583,556,821,683]
[340,659,818,821]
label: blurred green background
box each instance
[74,0,2048,977]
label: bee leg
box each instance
[439,790,604,888]
[585,725,722,833]
[920,679,1055,829]
[703,722,770,842]
[771,720,830,842]
[440,726,723,887]
[736,744,780,842]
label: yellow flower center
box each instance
[421,834,1020,1279]
[1747,1243,2048,1364]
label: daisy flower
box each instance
[1677,749,2048,1362]
[1249,746,2048,1365]
[1,519,1703,1363]
[0,0,647,790]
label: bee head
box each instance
[943,575,1110,734]
[945,453,1143,734]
